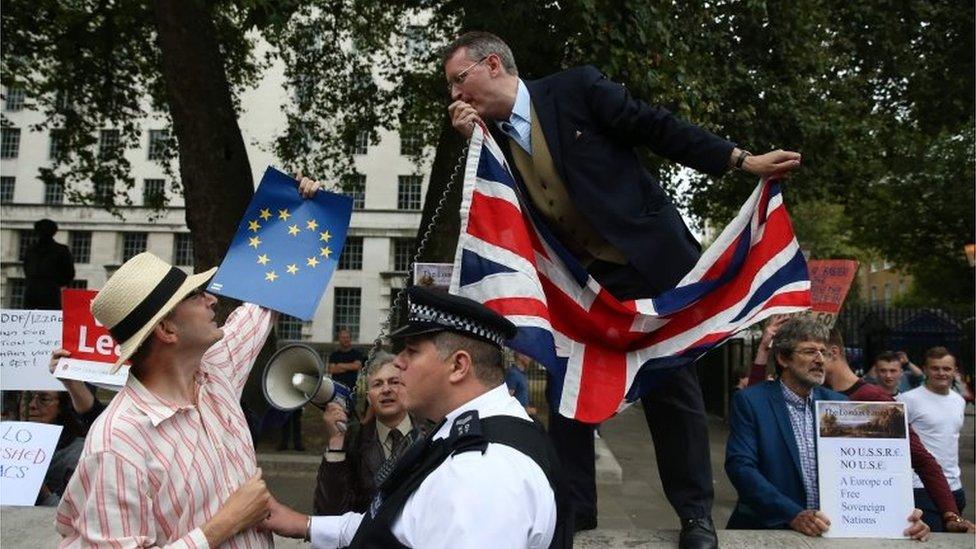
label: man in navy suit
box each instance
[442,31,801,549]
[725,317,930,540]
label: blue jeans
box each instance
[914,487,966,532]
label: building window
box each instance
[99,129,120,158]
[18,230,37,262]
[392,238,415,272]
[173,233,193,266]
[397,175,423,211]
[338,236,363,270]
[0,176,14,204]
[147,130,169,161]
[276,314,307,340]
[121,232,147,262]
[4,87,25,111]
[869,285,877,304]
[44,181,64,205]
[342,174,366,210]
[400,131,422,156]
[49,130,64,160]
[333,287,362,341]
[144,178,165,206]
[68,280,88,289]
[94,177,114,202]
[70,231,92,264]
[6,278,25,308]
[348,131,368,155]
[883,283,892,305]
[1,128,21,159]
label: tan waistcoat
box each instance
[508,105,627,265]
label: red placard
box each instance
[807,259,859,315]
[60,289,122,363]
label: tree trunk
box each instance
[151,0,254,278]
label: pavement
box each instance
[2,404,973,547]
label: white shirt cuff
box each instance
[310,512,364,549]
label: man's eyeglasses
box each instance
[447,55,490,91]
[793,348,827,359]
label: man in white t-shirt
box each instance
[897,346,969,532]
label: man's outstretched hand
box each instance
[740,149,802,178]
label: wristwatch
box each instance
[734,149,751,170]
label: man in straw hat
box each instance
[55,178,322,547]
[263,286,571,548]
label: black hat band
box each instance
[410,303,506,347]
[109,267,188,342]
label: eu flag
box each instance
[207,166,353,320]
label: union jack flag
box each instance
[450,125,811,423]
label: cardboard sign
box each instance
[55,289,128,388]
[0,310,64,391]
[816,401,913,538]
[806,260,858,328]
[0,421,64,506]
[413,263,453,290]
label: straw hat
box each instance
[92,252,217,371]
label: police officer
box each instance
[264,287,571,548]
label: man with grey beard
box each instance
[724,317,930,540]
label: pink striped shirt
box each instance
[56,304,274,548]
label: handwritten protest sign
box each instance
[0,310,64,391]
[806,260,858,328]
[0,421,63,506]
[54,289,128,388]
[816,401,913,538]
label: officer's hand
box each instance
[789,509,830,536]
[261,496,309,539]
[904,508,930,541]
[322,402,347,444]
[743,149,802,178]
[448,101,481,139]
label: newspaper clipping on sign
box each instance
[816,400,913,538]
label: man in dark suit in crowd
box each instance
[442,30,801,548]
[24,218,74,310]
[725,317,929,540]
[313,351,419,514]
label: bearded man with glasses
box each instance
[724,317,930,540]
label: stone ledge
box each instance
[7,507,969,548]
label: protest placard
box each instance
[816,400,913,538]
[806,260,858,328]
[414,262,453,291]
[54,289,128,388]
[0,421,64,506]
[0,310,64,391]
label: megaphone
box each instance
[262,344,352,413]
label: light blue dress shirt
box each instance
[496,79,532,155]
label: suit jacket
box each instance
[724,381,847,529]
[488,66,735,295]
[313,419,386,515]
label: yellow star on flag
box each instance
[256,254,270,265]
[248,236,262,249]
[319,246,332,258]
[306,219,318,231]
[258,208,272,221]
[288,224,301,236]
[319,230,331,242]
[306,256,319,268]
[248,220,261,233]
[278,208,291,221]
[265,270,278,282]
[286,264,299,275]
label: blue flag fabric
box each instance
[207,166,353,320]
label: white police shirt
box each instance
[310,384,557,548]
